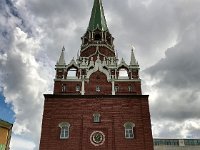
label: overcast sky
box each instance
[0,0,200,149]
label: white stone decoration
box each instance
[90,131,105,146]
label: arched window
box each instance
[119,68,129,79]
[106,35,111,45]
[67,68,77,78]
[93,113,100,123]
[128,85,133,92]
[94,33,101,41]
[124,122,135,139]
[61,84,66,92]
[76,84,80,92]
[115,85,119,92]
[84,38,88,45]
[59,122,70,139]
[96,85,101,92]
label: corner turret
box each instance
[57,46,66,66]
[130,46,139,67]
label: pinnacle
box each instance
[57,46,66,65]
[130,46,138,66]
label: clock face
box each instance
[90,131,105,146]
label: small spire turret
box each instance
[130,46,138,66]
[57,46,66,66]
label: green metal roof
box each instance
[87,0,108,32]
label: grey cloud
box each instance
[1,0,200,147]
[150,88,200,121]
[0,0,50,149]
[28,0,90,20]
[146,22,200,89]
[144,3,200,138]
[14,0,200,67]
[19,0,200,140]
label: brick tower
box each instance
[39,0,154,149]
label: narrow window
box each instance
[93,113,100,123]
[124,122,135,139]
[59,122,70,139]
[94,33,101,41]
[115,86,119,92]
[96,86,100,92]
[62,84,66,92]
[128,85,133,92]
[76,85,80,92]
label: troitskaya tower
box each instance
[39,0,154,149]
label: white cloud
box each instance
[1,18,51,149]
[10,134,36,150]
[1,0,200,149]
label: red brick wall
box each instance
[54,81,82,94]
[115,81,142,95]
[39,95,153,150]
[85,71,112,95]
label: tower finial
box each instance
[62,46,65,51]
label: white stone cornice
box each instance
[54,79,82,82]
[114,79,141,82]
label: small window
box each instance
[115,86,119,92]
[76,85,80,92]
[59,122,70,139]
[94,33,101,41]
[96,86,100,92]
[119,69,129,79]
[62,84,66,92]
[93,113,100,123]
[84,38,88,45]
[124,122,135,139]
[128,85,133,92]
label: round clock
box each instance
[90,131,105,146]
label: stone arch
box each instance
[86,65,110,81]
[85,71,112,95]
[117,66,129,79]
[66,65,78,78]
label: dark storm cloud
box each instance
[145,8,200,131]
[147,23,200,89]
[0,0,15,51]
[5,0,21,18]
[0,0,32,52]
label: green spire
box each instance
[87,0,108,32]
